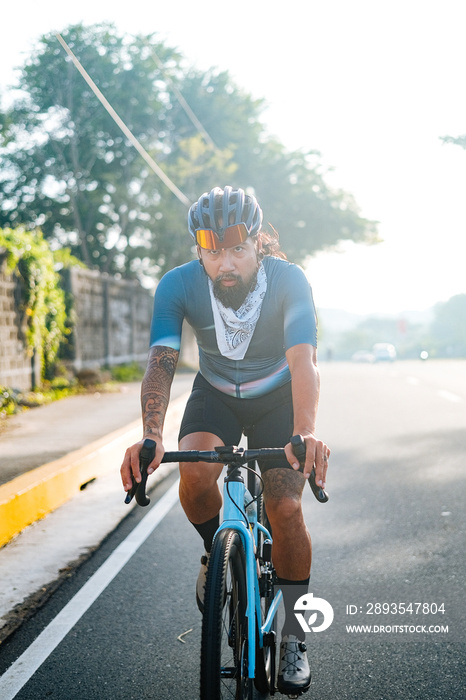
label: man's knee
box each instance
[265,494,304,526]
[178,431,224,496]
[179,462,221,496]
[263,468,305,523]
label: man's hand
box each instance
[285,433,330,489]
[120,438,165,492]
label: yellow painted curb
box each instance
[0,392,189,548]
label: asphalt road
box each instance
[0,360,465,699]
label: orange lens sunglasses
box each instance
[195,223,249,250]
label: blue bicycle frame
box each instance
[215,472,282,680]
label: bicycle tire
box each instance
[200,528,253,699]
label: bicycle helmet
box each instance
[188,186,263,246]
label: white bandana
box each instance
[208,263,267,360]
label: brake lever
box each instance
[290,435,329,503]
[124,438,156,506]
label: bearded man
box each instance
[121,186,330,694]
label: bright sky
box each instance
[2,0,466,315]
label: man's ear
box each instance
[197,245,204,267]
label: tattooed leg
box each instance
[262,468,312,580]
[141,345,179,438]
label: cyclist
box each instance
[121,186,330,695]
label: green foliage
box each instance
[52,247,87,271]
[430,294,466,357]
[110,362,145,382]
[440,134,466,149]
[0,387,18,416]
[0,23,181,276]
[0,227,69,380]
[0,22,379,279]
[0,384,77,418]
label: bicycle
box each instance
[126,435,328,699]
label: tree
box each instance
[430,294,466,358]
[440,134,466,149]
[167,68,380,260]
[0,23,187,276]
[0,23,378,278]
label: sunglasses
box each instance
[195,223,249,250]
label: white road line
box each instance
[437,390,463,404]
[0,478,180,700]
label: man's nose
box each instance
[218,250,235,271]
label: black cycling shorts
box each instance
[178,373,294,472]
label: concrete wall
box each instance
[63,267,154,371]
[0,259,40,391]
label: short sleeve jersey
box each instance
[149,256,317,398]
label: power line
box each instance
[55,33,191,208]
[148,44,217,151]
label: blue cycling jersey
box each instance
[149,256,317,398]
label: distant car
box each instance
[372,343,397,362]
[351,350,375,363]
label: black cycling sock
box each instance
[190,514,220,553]
[276,577,310,642]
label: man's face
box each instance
[198,238,260,310]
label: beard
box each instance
[212,269,259,310]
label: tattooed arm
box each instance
[120,345,179,492]
[141,345,179,439]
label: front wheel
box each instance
[200,528,252,699]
